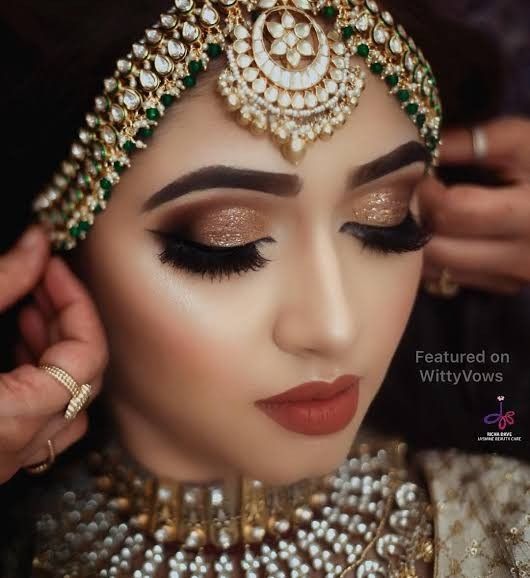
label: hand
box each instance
[419,117,530,295]
[0,226,108,482]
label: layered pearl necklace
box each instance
[32,434,434,577]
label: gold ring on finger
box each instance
[424,267,460,298]
[24,438,56,475]
[39,364,92,421]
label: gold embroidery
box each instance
[414,449,530,578]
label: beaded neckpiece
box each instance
[33,0,442,251]
[32,434,434,577]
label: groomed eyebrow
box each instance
[349,141,429,188]
[142,166,302,212]
[142,140,429,212]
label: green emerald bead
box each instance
[123,140,136,153]
[161,93,175,107]
[188,60,204,75]
[83,174,91,187]
[385,74,399,87]
[321,5,337,18]
[416,113,426,127]
[146,108,160,121]
[370,62,383,75]
[103,189,111,201]
[75,190,83,200]
[69,225,80,238]
[356,44,369,58]
[341,26,354,40]
[405,102,419,115]
[183,75,196,88]
[113,161,124,173]
[207,43,222,58]
[100,178,112,191]
[397,89,410,102]
[138,127,154,139]
[94,204,103,214]
[79,221,90,232]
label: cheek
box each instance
[83,230,267,405]
[354,250,422,389]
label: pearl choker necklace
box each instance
[32,433,434,577]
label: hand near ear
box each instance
[0,225,108,483]
[419,117,530,296]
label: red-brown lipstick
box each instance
[255,374,360,435]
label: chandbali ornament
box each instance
[31,436,434,577]
[33,0,442,250]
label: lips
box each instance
[254,374,360,436]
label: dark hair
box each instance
[0,1,528,576]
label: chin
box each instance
[238,428,356,486]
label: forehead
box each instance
[133,62,420,185]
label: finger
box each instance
[18,305,49,359]
[33,284,54,322]
[418,179,530,238]
[14,341,35,366]
[0,257,108,416]
[0,364,79,417]
[424,235,530,283]
[38,257,108,386]
[439,117,530,167]
[422,262,524,296]
[0,225,50,311]
[19,411,88,466]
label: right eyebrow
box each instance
[141,165,302,212]
[349,141,430,188]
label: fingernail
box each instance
[18,226,43,250]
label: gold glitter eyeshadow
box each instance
[192,207,268,247]
[351,192,409,226]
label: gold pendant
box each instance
[218,0,365,164]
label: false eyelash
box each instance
[342,211,432,254]
[156,233,274,282]
[154,211,431,281]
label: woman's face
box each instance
[77,63,428,484]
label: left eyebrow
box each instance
[349,141,429,188]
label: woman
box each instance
[0,0,528,577]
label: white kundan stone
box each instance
[182,22,200,42]
[175,0,194,11]
[145,28,162,44]
[355,13,370,32]
[389,35,402,54]
[139,69,159,90]
[200,5,219,25]
[123,89,141,110]
[252,78,267,93]
[292,92,305,109]
[278,91,292,107]
[168,39,186,60]
[373,24,388,44]
[265,86,279,102]
[243,67,259,82]
[132,43,148,59]
[154,54,173,75]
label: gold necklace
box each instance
[32,434,434,577]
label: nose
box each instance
[272,230,359,361]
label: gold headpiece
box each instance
[33,0,442,250]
